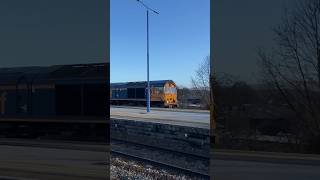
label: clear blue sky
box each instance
[0,0,107,67]
[111,0,210,87]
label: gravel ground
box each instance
[111,140,209,175]
[110,156,208,180]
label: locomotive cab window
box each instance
[165,87,177,94]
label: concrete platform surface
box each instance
[0,144,108,180]
[211,150,320,180]
[110,107,210,129]
[211,159,320,180]
[111,105,210,113]
[1,139,320,180]
[212,149,320,165]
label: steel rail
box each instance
[111,149,210,179]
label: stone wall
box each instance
[111,118,210,157]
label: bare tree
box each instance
[258,0,320,151]
[176,86,191,108]
[191,56,210,109]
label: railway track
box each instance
[111,150,210,179]
[111,139,210,179]
[112,138,209,159]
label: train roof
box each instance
[0,63,108,85]
[111,80,176,88]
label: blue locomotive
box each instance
[110,80,178,108]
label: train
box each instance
[0,63,108,117]
[0,63,109,141]
[110,80,178,108]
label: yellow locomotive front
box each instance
[150,81,177,107]
[163,82,177,108]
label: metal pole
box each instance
[136,0,158,113]
[147,10,151,113]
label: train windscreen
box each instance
[164,87,177,94]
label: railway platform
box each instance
[211,149,320,180]
[2,139,320,180]
[0,141,108,180]
[110,106,210,129]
